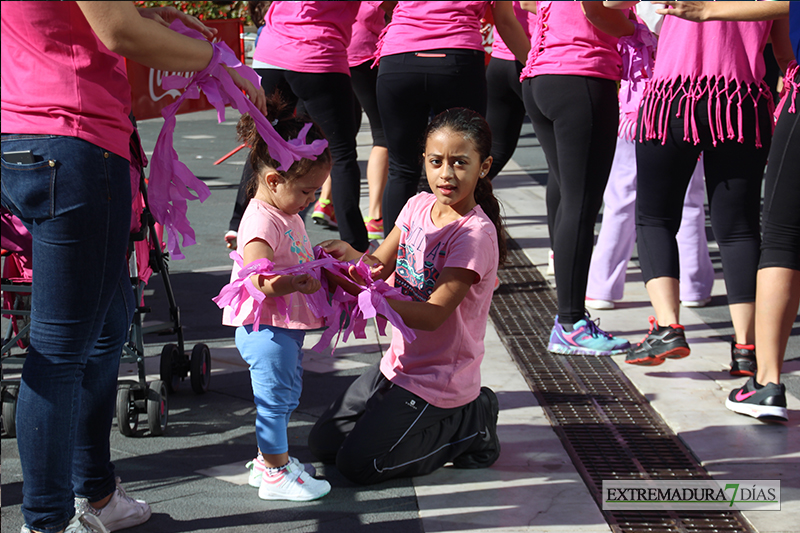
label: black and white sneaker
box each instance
[453,387,500,469]
[726,376,787,421]
[625,316,690,366]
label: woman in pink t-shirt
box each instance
[1,3,263,532]
[376,1,530,237]
[485,1,535,179]
[348,2,389,239]
[309,109,505,485]
[622,5,792,371]
[519,1,634,356]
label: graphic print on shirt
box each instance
[286,229,313,263]
[395,223,446,301]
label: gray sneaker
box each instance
[75,478,151,532]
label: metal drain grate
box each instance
[490,239,755,533]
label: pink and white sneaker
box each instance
[246,455,316,488]
[258,461,331,501]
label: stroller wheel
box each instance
[116,385,139,437]
[160,344,181,394]
[147,380,169,436]
[190,343,211,395]
[2,385,19,438]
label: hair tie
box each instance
[271,118,279,126]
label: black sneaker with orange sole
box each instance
[730,342,757,376]
[625,316,690,366]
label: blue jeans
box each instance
[235,325,305,455]
[1,134,135,533]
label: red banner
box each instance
[126,19,244,120]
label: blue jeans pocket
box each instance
[1,152,57,220]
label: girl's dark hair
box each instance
[424,108,507,266]
[237,91,331,201]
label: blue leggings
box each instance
[235,325,305,455]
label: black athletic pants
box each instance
[760,78,800,271]
[377,49,487,236]
[350,60,386,148]
[308,363,490,486]
[522,75,619,325]
[485,56,526,180]
[635,83,772,303]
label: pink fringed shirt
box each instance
[639,17,775,147]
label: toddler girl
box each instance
[217,95,332,501]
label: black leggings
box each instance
[522,75,619,324]
[230,69,368,251]
[308,363,489,485]
[485,56,526,180]
[350,61,386,148]
[377,49,487,236]
[635,85,772,304]
[760,83,800,271]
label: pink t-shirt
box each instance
[520,1,621,82]
[380,193,499,409]
[1,1,132,159]
[640,17,774,147]
[253,1,360,75]
[348,1,385,67]
[222,199,323,330]
[491,1,533,62]
[377,1,490,58]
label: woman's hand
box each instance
[222,64,267,115]
[651,1,710,22]
[137,6,217,39]
[652,1,790,22]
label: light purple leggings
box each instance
[587,136,714,303]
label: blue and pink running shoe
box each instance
[547,314,630,356]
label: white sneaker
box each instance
[76,478,151,531]
[21,508,111,533]
[546,249,555,276]
[247,456,317,488]
[585,298,615,310]
[64,511,110,533]
[681,297,712,308]
[258,461,331,501]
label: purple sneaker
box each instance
[547,314,630,356]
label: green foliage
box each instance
[135,1,251,24]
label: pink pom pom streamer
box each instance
[213,246,416,354]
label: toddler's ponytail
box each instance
[237,91,331,201]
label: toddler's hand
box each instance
[292,273,321,295]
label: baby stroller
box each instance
[118,120,212,437]
[0,209,32,438]
[1,118,212,438]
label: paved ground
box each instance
[2,109,798,533]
